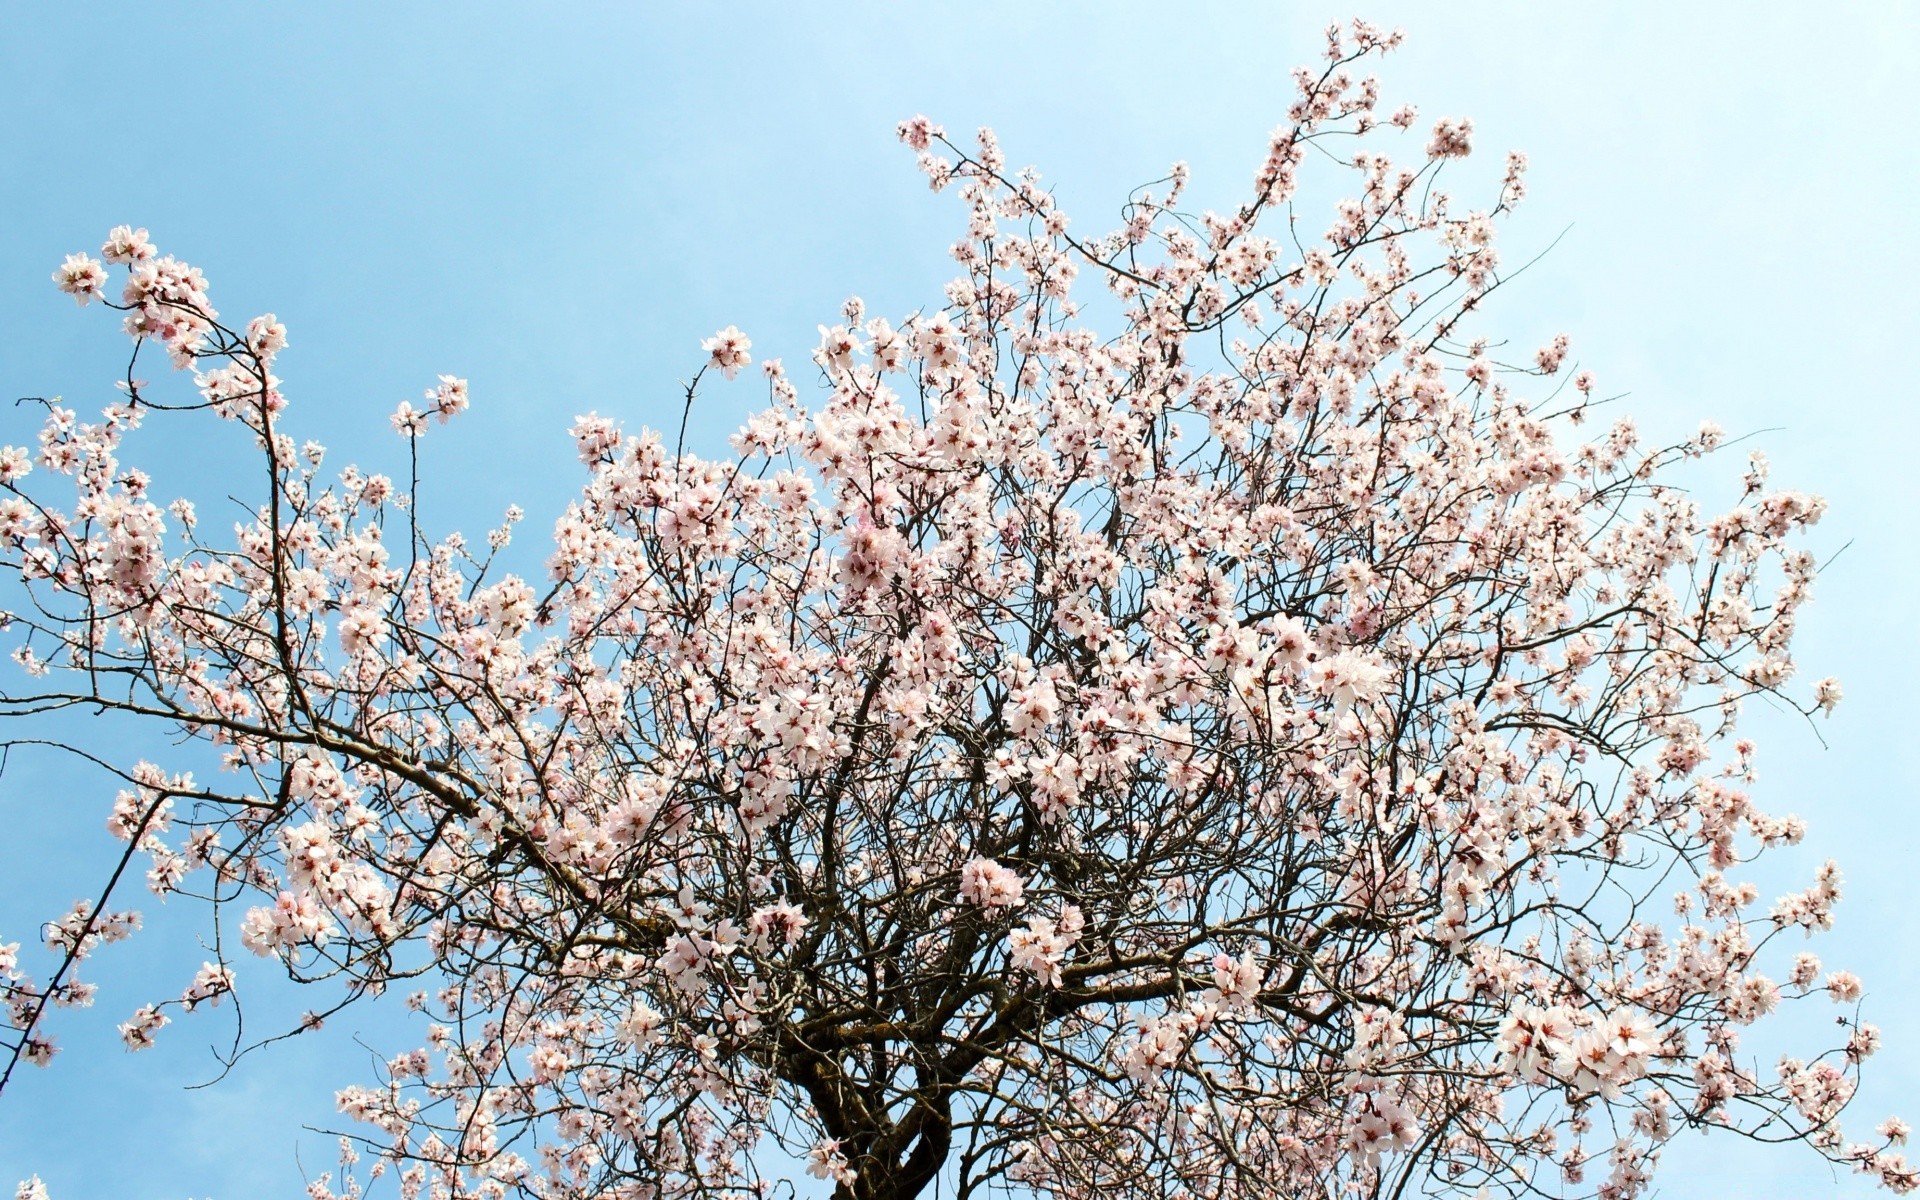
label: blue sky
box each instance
[1,4,1916,1197]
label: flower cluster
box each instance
[958,856,1025,910]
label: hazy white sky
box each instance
[1,4,1916,1197]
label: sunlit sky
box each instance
[2,4,1916,1197]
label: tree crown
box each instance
[6,20,1907,1200]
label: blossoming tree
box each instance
[4,20,1909,1200]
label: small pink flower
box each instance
[1426,116,1473,159]
[702,325,752,379]
[52,254,107,305]
[101,225,156,265]
[959,857,1024,910]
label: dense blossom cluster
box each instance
[3,20,1905,1200]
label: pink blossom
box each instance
[388,401,427,437]
[701,325,752,379]
[51,254,106,305]
[958,857,1024,910]
[100,225,155,265]
[246,313,288,359]
[748,901,807,950]
[1008,906,1082,987]
[116,1003,168,1051]
[1426,116,1473,158]
[806,1139,855,1187]
[1345,1089,1419,1167]
[426,374,468,422]
[180,961,234,1010]
[1310,648,1392,709]
[895,114,943,152]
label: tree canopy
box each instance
[5,21,1907,1200]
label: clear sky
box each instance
[1,4,1916,1197]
